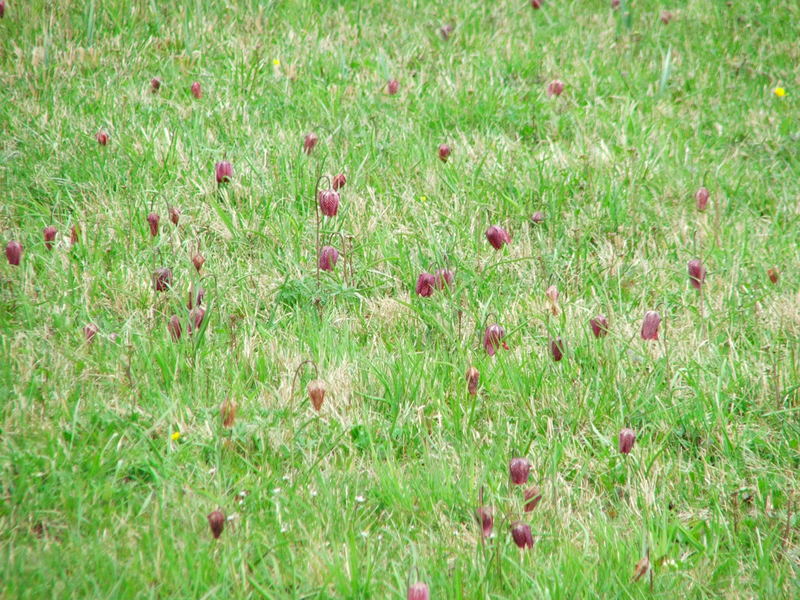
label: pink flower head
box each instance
[618,428,636,454]
[192,253,206,273]
[660,10,673,24]
[387,79,399,95]
[189,306,206,334]
[95,130,109,146]
[43,226,57,250]
[303,132,319,155]
[6,240,22,266]
[695,187,709,212]
[439,24,454,40]
[641,311,661,340]
[768,268,779,284]
[84,323,99,343]
[509,457,531,485]
[168,315,182,341]
[483,324,506,356]
[476,506,493,538]
[590,315,609,338]
[191,81,202,99]
[466,366,479,396]
[438,143,451,162]
[434,268,454,290]
[611,0,620,8]
[531,211,545,224]
[147,212,160,237]
[485,225,510,250]
[550,338,564,362]
[207,510,224,539]
[153,267,173,292]
[687,259,706,290]
[215,161,233,184]
[407,583,430,600]
[318,246,339,272]
[332,173,347,190]
[169,206,180,226]
[0,2,5,18]
[318,189,340,217]
[531,0,543,8]
[547,79,565,97]
[510,521,534,549]
[151,77,161,93]
[415,272,436,297]
[524,487,542,512]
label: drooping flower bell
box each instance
[545,285,559,315]
[547,79,565,97]
[438,143,451,162]
[318,246,339,272]
[188,285,205,309]
[43,226,57,250]
[485,225,510,250]
[191,81,202,99]
[660,10,673,24]
[550,338,564,362]
[611,0,620,8]
[153,267,173,292]
[168,315,182,341]
[207,510,225,539]
[466,366,479,396]
[303,132,319,155]
[150,77,161,93]
[483,324,506,356]
[0,2,5,18]
[192,253,205,273]
[5,240,22,266]
[220,398,237,428]
[590,315,609,338]
[147,213,160,237]
[687,259,706,290]
[531,211,545,224]
[169,206,180,226]
[415,273,436,297]
[70,225,79,246]
[434,269,454,290]
[439,24,454,40]
[695,187,709,212]
[387,79,399,95]
[524,487,542,512]
[318,190,340,217]
[640,311,661,340]
[84,323,99,343]
[475,506,493,538]
[509,457,531,485]
[510,521,534,549]
[618,428,636,454]
[531,0,543,8]
[767,268,779,284]
[332,173,347,190]
[95,130,109,146]
[407,582,430,600]
[189,306,206,334]
[308,380,326,411]
[215,161,233,184]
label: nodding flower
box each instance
[438,143,451,162]
[207,510,225,539]
[84,323,99,343]
[151,77,161,92]
[44,226,57,250]
[415,273,436,297]
[547,79,564,97]
[168,315,182,341]
[509,457,531,485]
[550,338,564,362]
[95,131,109,146]
[317,190,340,217]
[695,187,709,212]
[475,506,493,538]
[153,267,173,292]
[485,225,510,250]
[466,366,479,396]
[303,132,319,155]
[5,240,22,265]
[192,253,205,273]
[590,315,609,338]
[434,269,454,290]
[524,487,542,512]
[483,324,506,356]
[191,82,202,99]
[510,521,534,549]
[332,173,347,190]
[169,207,181,226]
[531,211,545,224]
[618,428,636,455]
[308,380,326,411]
[687,259,706,290]
[640,311,661,341]
[387,79,399,95]
[215,161,233,184]
[318,246,340,272]
[407,583,430,600]
[147,213,160,237]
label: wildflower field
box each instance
[1,0,799,598]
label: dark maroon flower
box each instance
[660,10,673,24]
[687,259,706,290]
[531,0,543,8]
[550,338,564,362]
[415,273,436,297]
[466,366,479,396]
[387,79,399,95]
[189,306,206,334]
[84,323,98,343]
[147,213,160,237]
[192,253,205,273]
[303,132,318,155]
[767,268,779,284]
[590,315,609,338]
[531,211,545,224]
[618,428,636,454]
[318,246,339,271]
[70,225,79,246]
[476,506,493,538]
[5,241,21,266]
[221,398,237,427]
[169,207,180,226]
[547,79,565,97]
[611,0,620,8]
[434,269,454,290]
[168,315,182,341]
[438,143,451,163]
[151,77,161,92]
[483,324,506,356]
[215,161,233,184]
[207,510,225,539]
[485,225,510,250]
[407,583,430,600]
[318,190,340,217]
[332,173,347,190]
[188,285,205,309]
[510,521,534,549]
[439,24,454,40]
[153,267,173,292]
[43,226,57,250]
[95,130,109,146]
[641,311,661,340]
[191,81,202,99]
[308,380,326,411]
[524,487,542,512]
[0,2,5,18]
[695,187,709,212]
[509,457,531,485]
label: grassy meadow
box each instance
[1,0,799,597]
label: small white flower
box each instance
[360,530,369,538]
[355,495,366,503]
[273,487,282,494]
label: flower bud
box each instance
[188,285,205,309]
[687,259,706,290]
[318,246,339,271]
[95,130,109,146]
[545,285,559,315]
[767,268,778,284]
[531,211,545,224]
[550,338,564,362]
[618,428,636,454]
[660,10,673,24]
[70,225,79,246]
[476,505,493,538]
[510,521,534,549]
[147,212,160,237]
[640,311,661,340]
[215,161,233,184]
[220,398,237,428]
[318,190,340,217]
[308,380,326,411]
[43,226,57,250]
[207,510,225,539]
[434,269,454,290]
[153,267,173,292]
[438,143,451,162]
[387,79,399,95]
[695,187,709,211]
[531,0,543,9]
[191,81,202,99]
[509,457,531,485]
[485,225,510,250]
[439,24,454,40]
[84,323,98,343]
[483,324,506,356]
[5,240,21,266]
[590,315,609,338]
[169,206,180,226]
[151,77,161,92]
[332,173,347,190]
[189,306,206,334]
[632,555,650,582]
[524,487,542,512]
[168,315,182,341]
[547,79,565,97]
[415,272,436,297]
[466,366,479,396]
[192,253,205,273]
[407,582,430,600]
[303,132,318,155]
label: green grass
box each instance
[1,0,799,597]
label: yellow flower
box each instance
[773,87,786,97]
[419,195,427,202]
[171,431,181,441]
[273,59,280,66]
